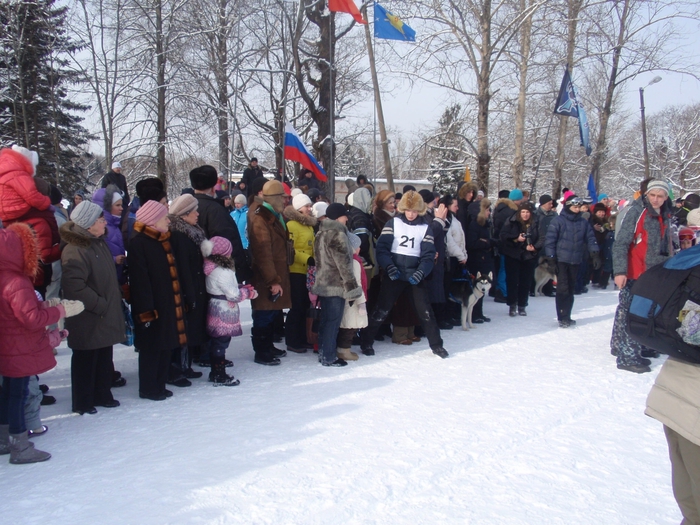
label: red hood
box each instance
[0,148,35,178]
[0,223,40,278]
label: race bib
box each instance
[391,219,427,257]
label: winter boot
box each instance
[208,356,240,386]
[9,432,50,464]
[509,305,517,317]
[432,347,449,359]
[252,328,280,366]
[336,347,358,361]
[518,307,527,316]
[322,358,348,367]
[0,424,10,455]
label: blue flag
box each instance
[554,68,591,156]
[587,173,597,204]
[374,3,416,42]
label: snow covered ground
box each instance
[0,288,682,524]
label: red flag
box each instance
[328,0,366,24]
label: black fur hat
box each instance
[190,165,218,190]
[135,177,164,199]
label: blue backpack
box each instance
[627,243,700,364]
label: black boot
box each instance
[518,306,527,316]
[208,356,240,386]
[509,305,517,317]
[252,328,281,366]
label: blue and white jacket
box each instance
[376,214,435,282]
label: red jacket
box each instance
[0,148,50,222]
[0,223,62,377]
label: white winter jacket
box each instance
[446,217,468,262]
[340,259,368,329]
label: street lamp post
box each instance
[640,76,662,179]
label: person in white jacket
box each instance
[204,236,258,386]
[336,234,368,361]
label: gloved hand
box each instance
[386,264,401,281]
[42,297,61,308]
[549,256,558,275]
[591,252,602,271]
[60,299,85,318]
[307,257,315,267]
[408,269,424,286]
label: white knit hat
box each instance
[292,194,312,211]
[312,202,328,219]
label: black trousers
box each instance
[285,273,310,348]
[361,279,443,350]
[555,262,579,321]
[139,346,173,397]
[71,346,115,411]
[504,257,536,308]
[337,328,356,349]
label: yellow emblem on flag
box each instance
[386,12,406,35]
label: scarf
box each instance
[263,201,287,231]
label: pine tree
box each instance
[0,0,92,194]
[428,104,469,195]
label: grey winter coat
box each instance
[312,219,363,300]
[544,207,599,264]
[536,206,557,240]
[612,196,672,278]
[60,222,125,350]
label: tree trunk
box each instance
[590,0,631,192]
[216,0,229,181]
[316,11,335,197]
[512,0,533,189]
[476,1,492,195]
[553,0,582,200]
[155,0,167,187]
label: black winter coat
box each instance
[427,213,447,303]
[168,219,207,347]
[499,214,542,261]
[467,219,495,276]
[536,207,557,240]
[347,206,374,265]
[492,199,518,239]
[240,166,265,196]
[128,224,187,352]
[193,193,247,279]
[544,207,599,264]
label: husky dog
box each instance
[534,256,557,296]
[450,272,493,330]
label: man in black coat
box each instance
[101,161,130,208]
[239,158,265,197]
[190,165,248,281]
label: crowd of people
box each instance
[0,145,698,480]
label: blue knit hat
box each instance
[598,193,608,200]
[509,189,523,201]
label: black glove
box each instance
[549,256,558,275]
[591,252,602,271]
[387,264,401,281]
[307,257,316,267]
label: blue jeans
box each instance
[252,309,277,330]
[0,376,29,434]
[319,296,345,365]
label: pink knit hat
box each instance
[136,200,168,226]
[210,236,232,257]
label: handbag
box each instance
[287,239,296,266]
[121,299,134,346]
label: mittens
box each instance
[408,269,424,285]
[60,299,85,318]
[386,264,401,281]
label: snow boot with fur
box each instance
[208,357,240,387]
[9,431,50,464]
[336,347,358,361]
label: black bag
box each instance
[627,244,700,364]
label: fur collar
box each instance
[5,222,40,278]
[319,218,348,234]
[133,221,170,241]
[169,216,206,246]
[204,254,236,276]
[495,198,518,211]
[283,205,318,227]
[60,221,99,248]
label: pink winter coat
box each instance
[0,148,50,222]
[0,223,62,377]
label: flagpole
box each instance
[363,3,394,192]
[530,113,554,198]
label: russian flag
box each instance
[284,123,327,182]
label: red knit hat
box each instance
[136,200,168,226]
[210,236,232,257]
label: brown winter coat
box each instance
[248,199,292,310]
[646,358,700,447]
[60,221,125,350]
